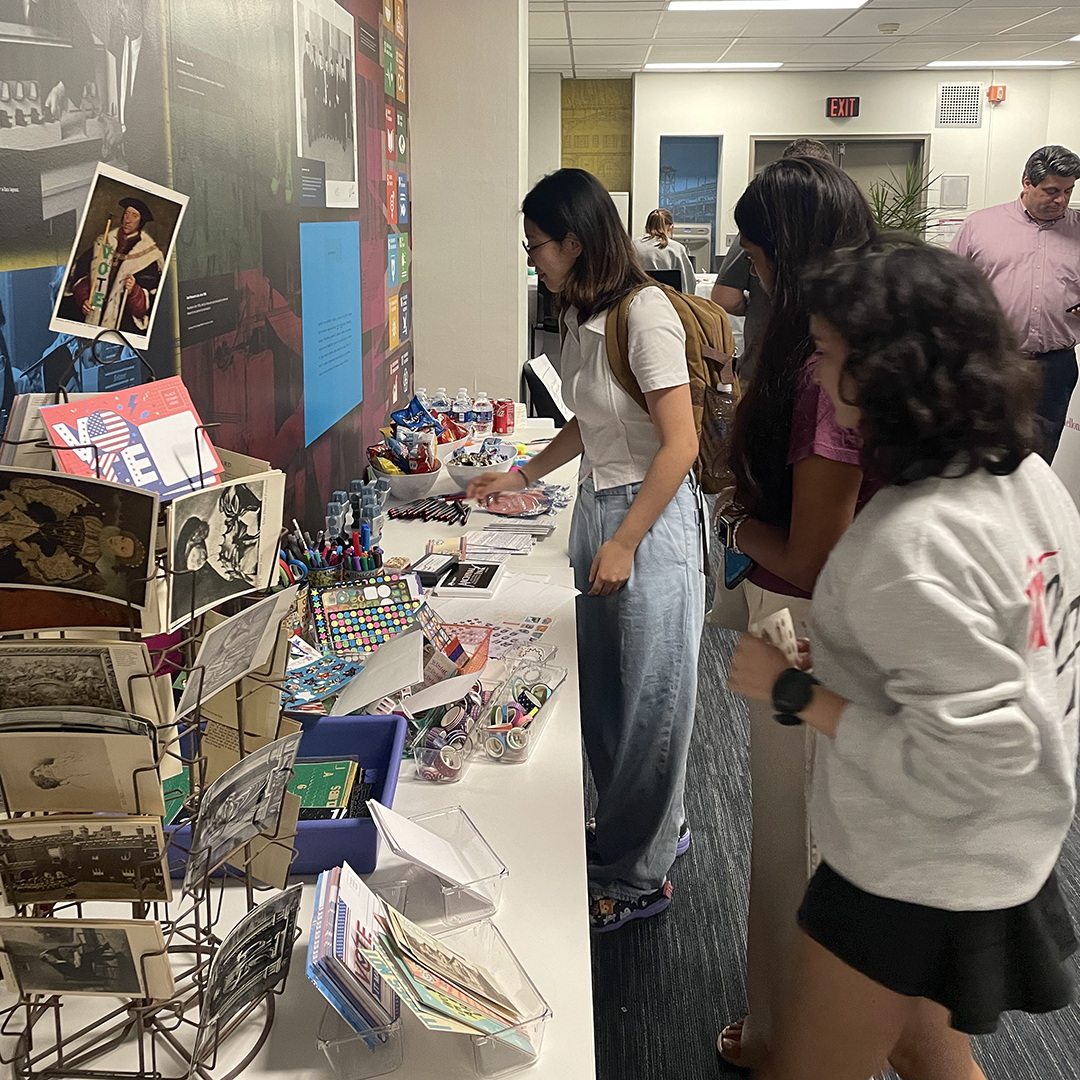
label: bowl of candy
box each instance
[370,457,443,501]
[445,440,518,488]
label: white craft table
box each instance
[0,422,595,1080]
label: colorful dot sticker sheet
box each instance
[311,574,421,656]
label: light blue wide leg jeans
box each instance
[569,476,705,901]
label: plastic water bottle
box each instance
[450,388,473,430]
[430,387,450,413]
[471,391,493,437]
[416,387,431,410]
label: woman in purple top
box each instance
[715,157,877,1067]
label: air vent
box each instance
[937,84,982,128]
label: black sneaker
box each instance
[590,881,674,933]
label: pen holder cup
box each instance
[439,920,552,1077]
[317,1007,404,1079]
[307,568,338,589]
[481,662,567,765]
[373,805,507,930]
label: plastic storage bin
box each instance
[165,714,407,878]
[439,920,552,1078]
[410,704,481,784]
[480,661,567,764]
[371,806,507,930]
[317,1006,404,1079]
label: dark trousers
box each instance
[1033,346,1079,463]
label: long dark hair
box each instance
[730,157,877,527]
[522,169,650,320]
[804,237,1039,483]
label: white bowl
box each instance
[444,443,517,489]
[436,436,468,462]
[371,458,442,502]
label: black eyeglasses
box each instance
[522,238,555,257]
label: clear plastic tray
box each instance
[480,661,567,764]
[438,920,552,1077]
[317,1006,404,1079]
[410,702,482,783]
[370,805,507,930]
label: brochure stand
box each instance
[0,473,299,1079]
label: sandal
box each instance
[716,1018,768,1070]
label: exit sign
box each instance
[826,96,860,118]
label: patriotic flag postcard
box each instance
[39,377,223,501]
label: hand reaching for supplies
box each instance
[727,633,792,701]
[466,469,527,503]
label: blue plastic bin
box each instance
[166,714,407,878]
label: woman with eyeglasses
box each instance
[469,168,705,933]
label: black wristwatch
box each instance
[772,668,819,726]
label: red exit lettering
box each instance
[826,96,860,118]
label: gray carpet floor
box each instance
[587,616,1080,1080]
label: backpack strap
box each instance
[604,284,654,413]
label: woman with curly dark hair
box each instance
[728,238,1080,1080]
[715,156,878,1066]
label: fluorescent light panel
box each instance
[644,61,783,69]
[926,59,1073,68]
[669,0,867,10]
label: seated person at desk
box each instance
[632,208,696,294]
[470,169,704,933]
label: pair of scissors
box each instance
[278,549,308,585]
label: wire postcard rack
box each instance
[0,351,299,1079]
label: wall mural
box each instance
[0,0,411,522]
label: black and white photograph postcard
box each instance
[191,884,303,1067]
[50,163,189,351]
[166,471,286,630]
[0,728,165,817]
[0,815,170,905]
[175,585,299,719]
[0,467,158,609]
[292,0,359,208]
[0,640,158,719]
[182,731,303,896]
[0,918,173,999]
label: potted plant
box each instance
[867,163,942,238]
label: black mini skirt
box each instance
[798,862,1078,1035]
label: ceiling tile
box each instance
[793,41,892,61]
[567,1,667,9]
[645,44,733,61]
[572,43,652,63]
[827,7,953,37]
[530,44,574,65]
[739,10,863,37]
[530,11,568,38]
[653,11,755,37]
[914,7,1059,35]
[1016,40,1080,59]
[719,41,817,61]
[939,38,1065,59]
[570,10,663,37]
[999,9,1080,36]
[868,38,972,60]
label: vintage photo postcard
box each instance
[166,471,286,631]
[0,918,173,999]
[0,466,157,609]
[49,163,189,351]
[0,815,170,906]
[0,729,165,817]
[191,884,303,1066]
[175,585,299,720]
[293,0,359,208]
[182,731,302,896]
[0,640,159,719]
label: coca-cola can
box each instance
[493,398,515,435]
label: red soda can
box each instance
[494,398,515,435]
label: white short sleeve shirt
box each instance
[560,285,689,490]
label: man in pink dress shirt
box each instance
[951,145,1080,462]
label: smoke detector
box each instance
[878,22,900,34]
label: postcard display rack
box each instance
[0,380,300,1080]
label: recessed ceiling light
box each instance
[1071,33,1080,41]
[644,61,784,70]
[668,0,867,10]
[926,59,1073,68]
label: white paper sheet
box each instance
[401,670,485,715]
[333,628,425,715]
[368,801,477,888]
